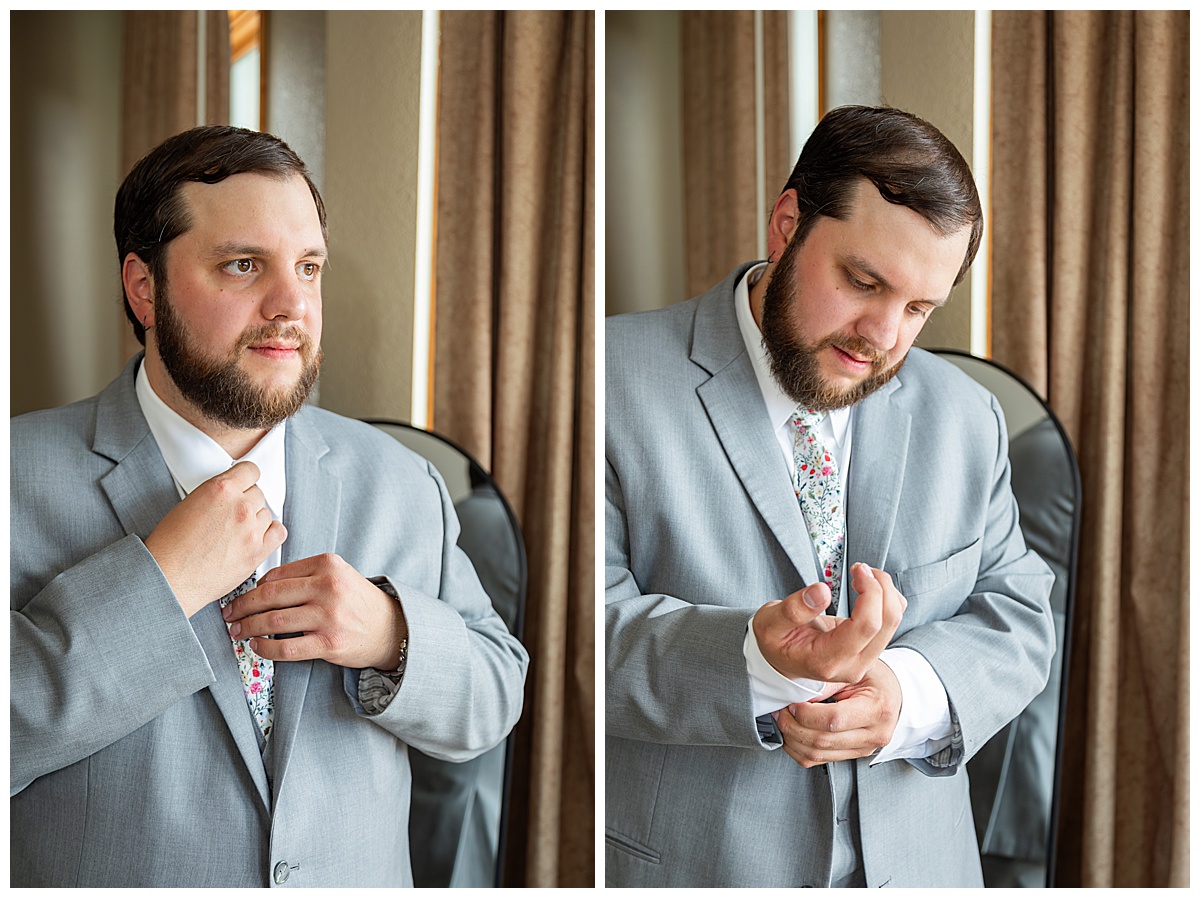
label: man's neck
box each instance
[142,349,270,460]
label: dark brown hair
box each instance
[114,125,326,345]
[783,105,982,286]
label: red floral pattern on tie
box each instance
[221,575,273,737]
[792,408,846,607]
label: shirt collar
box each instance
[734,262,851,448]
[135,359,287,518]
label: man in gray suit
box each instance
[605,106,1054,887]
[10,125,528,887]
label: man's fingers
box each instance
[262,519,287,556]
[247,633,325,663]
[752,585,830,662]
[822,563,906,662]
[782,741,875,768]
[872,567,907,620]
[853,568,905,660]
[789,696,867,733]
[258,552,340,584]
[224,574,313,623]
[782,583,831,622]
[847,562,884,629]
[221,459,262,489]
[776,700,879,766]
[259,558,311,584]
[228,601,320,639]
[850,561,878,599]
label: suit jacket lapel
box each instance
[691,268,821,589]
[845,375,910,613]
[268,408,341,796]
[192,602,273,809]
[93,354,272,808]
[95,358,178,542]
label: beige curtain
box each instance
[680,11,792,298]
[991,11,1188,887]
[433,11,594,887]
[120,10,230,361]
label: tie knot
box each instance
[793,407,824,430]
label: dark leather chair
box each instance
[929,351,1080,888]
[364,420,527,888]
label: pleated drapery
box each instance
[680,11,793,298]
[119,10,230,362]
[433,11,595,887]
[990,10,1189,887]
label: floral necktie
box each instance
[220,574,273,737]
[792,408,846,613]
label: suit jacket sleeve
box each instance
[606,454,772,750]
[340,458,528,763]
[11,534,218,797]
[887,393,1055,776]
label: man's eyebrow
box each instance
[207,242,328,261]
[844,253,949,307]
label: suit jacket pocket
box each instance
[605,828,662,864]
[892,538,982,603]
[604,738,668,865]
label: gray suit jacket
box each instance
[604,264,1055,888]
[10,355,528,887]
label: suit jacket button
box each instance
[273,861,290,885]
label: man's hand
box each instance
[145,461,287,618]
[752,562,907,684]
[772,659,903,768]
[222,553,407,671]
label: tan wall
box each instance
[265,11,327,193]
[11,11,124,415]
[606,12,687,316]
[320,11,424,421]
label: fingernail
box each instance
[802,586,823,609]
[221,604,232,620]
[228,622,241,637]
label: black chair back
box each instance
[365,419,527,888]
[929,351,1081,888]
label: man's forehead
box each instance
[820,186,970,301]
[177,172,325,246]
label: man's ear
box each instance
[122,253,155,330]
[766,189,801,263]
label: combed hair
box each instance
[783,105,982,286]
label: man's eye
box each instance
[225,259,255,275]
[847,272,873,291]
[909,304,932,318]
[297,262,320,279]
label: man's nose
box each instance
[855,303,903,353]
[261,269,310,321]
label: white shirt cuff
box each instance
[871,647,953,765]
[743,621,828,718]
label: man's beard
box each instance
[154,280,321,430]
[760,236,905,412]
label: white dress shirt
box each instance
[135,361,287,579]
[734,263,953,763]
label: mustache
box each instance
[816,333,889,372]
[235,324,316,353]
